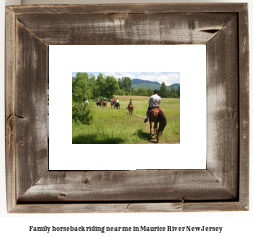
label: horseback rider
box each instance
[144,89,161,123]
[103,97,106,102]
[127,99,133,108]
[96,98,100,105]
[111,97,114,104]
[114,98,119,107]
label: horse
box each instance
[102,100,107,108]
[128,104,134,115]
[96,101,101,107]
[148,108,167,143]
[110,101,114,108]
[114,102,120,110]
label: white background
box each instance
[49,45,206,170]
[1,0,252,237]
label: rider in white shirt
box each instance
[114,98,119,106]
[144,89,161,122]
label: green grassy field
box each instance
[72,96,180,144]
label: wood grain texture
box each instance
[206,16,239,198]
[5,3,249,213]
[16,13,235,45]
[126,202,248,212]
[238,4,249,208]
[18,170,236,202]
[10,202,247,213]
[15,20,48,200]
[5,7,16,212]
[7,3,246,15]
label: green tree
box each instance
[94,73,106,98]
[167,88,171,98]
[131,88,137,95]
[89,74,96,84]
[72,72,92,102]
[104,75,119,98]
[159,82,167,98]
[137,86,147,96]
[115,89,122,95]
[147,87,153,96]
[170,85,175,94]
[117,78,123,90]
[176,86,180,98]
[121,77,132,94]
[75,72,89,81]
[137,88,142,96]
[170,86,177,98]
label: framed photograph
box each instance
[49,45,206,170]
[5,3,249,213]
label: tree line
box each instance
[121,82,180,98]
[72,72,180,103]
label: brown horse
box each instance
[128,104,134,115]
[102,100,107,108]
[110,101,114,108]
[148,108,167,143]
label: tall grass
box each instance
[72,96,180,144]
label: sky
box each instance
[72,72,180,86]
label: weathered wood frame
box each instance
[5,4,249,213]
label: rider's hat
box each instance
[154,89,158,94]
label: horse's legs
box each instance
[149,121,152,135]
[154,122,159,142]
[154,122,157,135]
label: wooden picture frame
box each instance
[5,3,249,213]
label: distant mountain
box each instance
[131,79,180,90]
[131,79,161,85]
[131,79,161,90]
[167,83,180,90]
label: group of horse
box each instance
[95,100,167,143]
[96,100,120,109]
